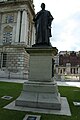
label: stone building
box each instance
[0,0,35,79]
[55,51,80,76]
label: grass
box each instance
[0,82,80,120]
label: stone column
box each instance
[56,67,58,74]
[15,11,21,43]
[59,68,60,74]
[78,67,80,81]
[62,68,64,74]
[20,10,28,43]
[75,68,77,74]
[78,67,80,74]
[61,75,65,81]
[66,63,71,74]
[31,24,35,45]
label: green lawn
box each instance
[0,82,80,120]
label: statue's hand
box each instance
[48,26,51,29]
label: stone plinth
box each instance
[15,46,61,110]
[27,47,57,82]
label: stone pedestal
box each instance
[15,47,61,110]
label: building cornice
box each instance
[0,0,35,16]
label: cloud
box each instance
[51,12,80,51]
[34,0,80,22]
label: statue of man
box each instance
[33,3,54,46]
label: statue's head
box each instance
[41,3,45,10]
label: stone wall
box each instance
[0,45,29,79]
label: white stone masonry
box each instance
[20,10,28,43]
[15,11,21,43]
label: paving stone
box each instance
[1,96,13,100]
[73,102,80,106]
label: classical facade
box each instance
[0,0,35,79]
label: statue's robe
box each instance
[33,10,53,45]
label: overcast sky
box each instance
[34,0,80,51]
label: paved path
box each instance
[0,78,80,88]
[0,78,27,83]
[57,81,80,88]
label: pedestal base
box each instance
[15,81,61,110]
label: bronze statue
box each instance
[33,3,54,46]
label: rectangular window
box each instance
[3,32,12,44]
[1,53,7,67]
[5,15,14,23]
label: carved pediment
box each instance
[3,25,13,32]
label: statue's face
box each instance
[41,3,45,10]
